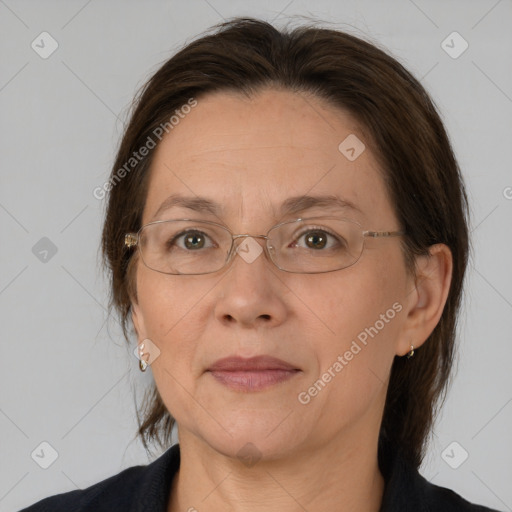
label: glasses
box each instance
[124,217,405,275]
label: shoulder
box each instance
[415,472,503,512]
[19,465,145,512]
[18,444,180,512]
[379,440,503,512]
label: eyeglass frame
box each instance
[124,216,405,275]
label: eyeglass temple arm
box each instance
[363,230,405,238]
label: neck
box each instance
[167,428,385,512]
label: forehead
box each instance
[143,88,396,227]
[159,88,361,163]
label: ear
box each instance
[396,243,453,356]
[131,301,147,341]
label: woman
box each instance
[21,17,502,512]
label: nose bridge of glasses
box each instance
[231,233,272,253]
[232,234,269,240]
[230,233,268,249]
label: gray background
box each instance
[1,0,511,510]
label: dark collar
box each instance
[21,440,500,511]
[128,441,498,512]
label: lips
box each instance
[207,355,298,372]
[207,355,300,392]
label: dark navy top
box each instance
[19,440,502,511]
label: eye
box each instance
[304,230,328,250]
[291,227,346,251]
[170,230,216,251]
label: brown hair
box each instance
[101,17,469,469]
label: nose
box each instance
[214,236,287,328]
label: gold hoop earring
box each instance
[406,344,415,359]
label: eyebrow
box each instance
[151,194,221,221]
[279,194,362,218]
[150,193,362,221]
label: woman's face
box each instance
[131,88,417,460]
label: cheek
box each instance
[136,267,205,339]
[135,270,205,413]
[308,269,400,334]
[294,252,404,376]
[295,267,401,436]
[134,269,204,383]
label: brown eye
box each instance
[305,231,328,250]
[291,227,344,251]
[184,232,206,250]
[169,230,213,251]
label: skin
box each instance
[131,88,453,512]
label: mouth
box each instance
[206,355,301,392]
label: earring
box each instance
[406,344,415,359]
[138,341,149,372]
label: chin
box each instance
[190,411,308,464]
[205,432,298,464]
